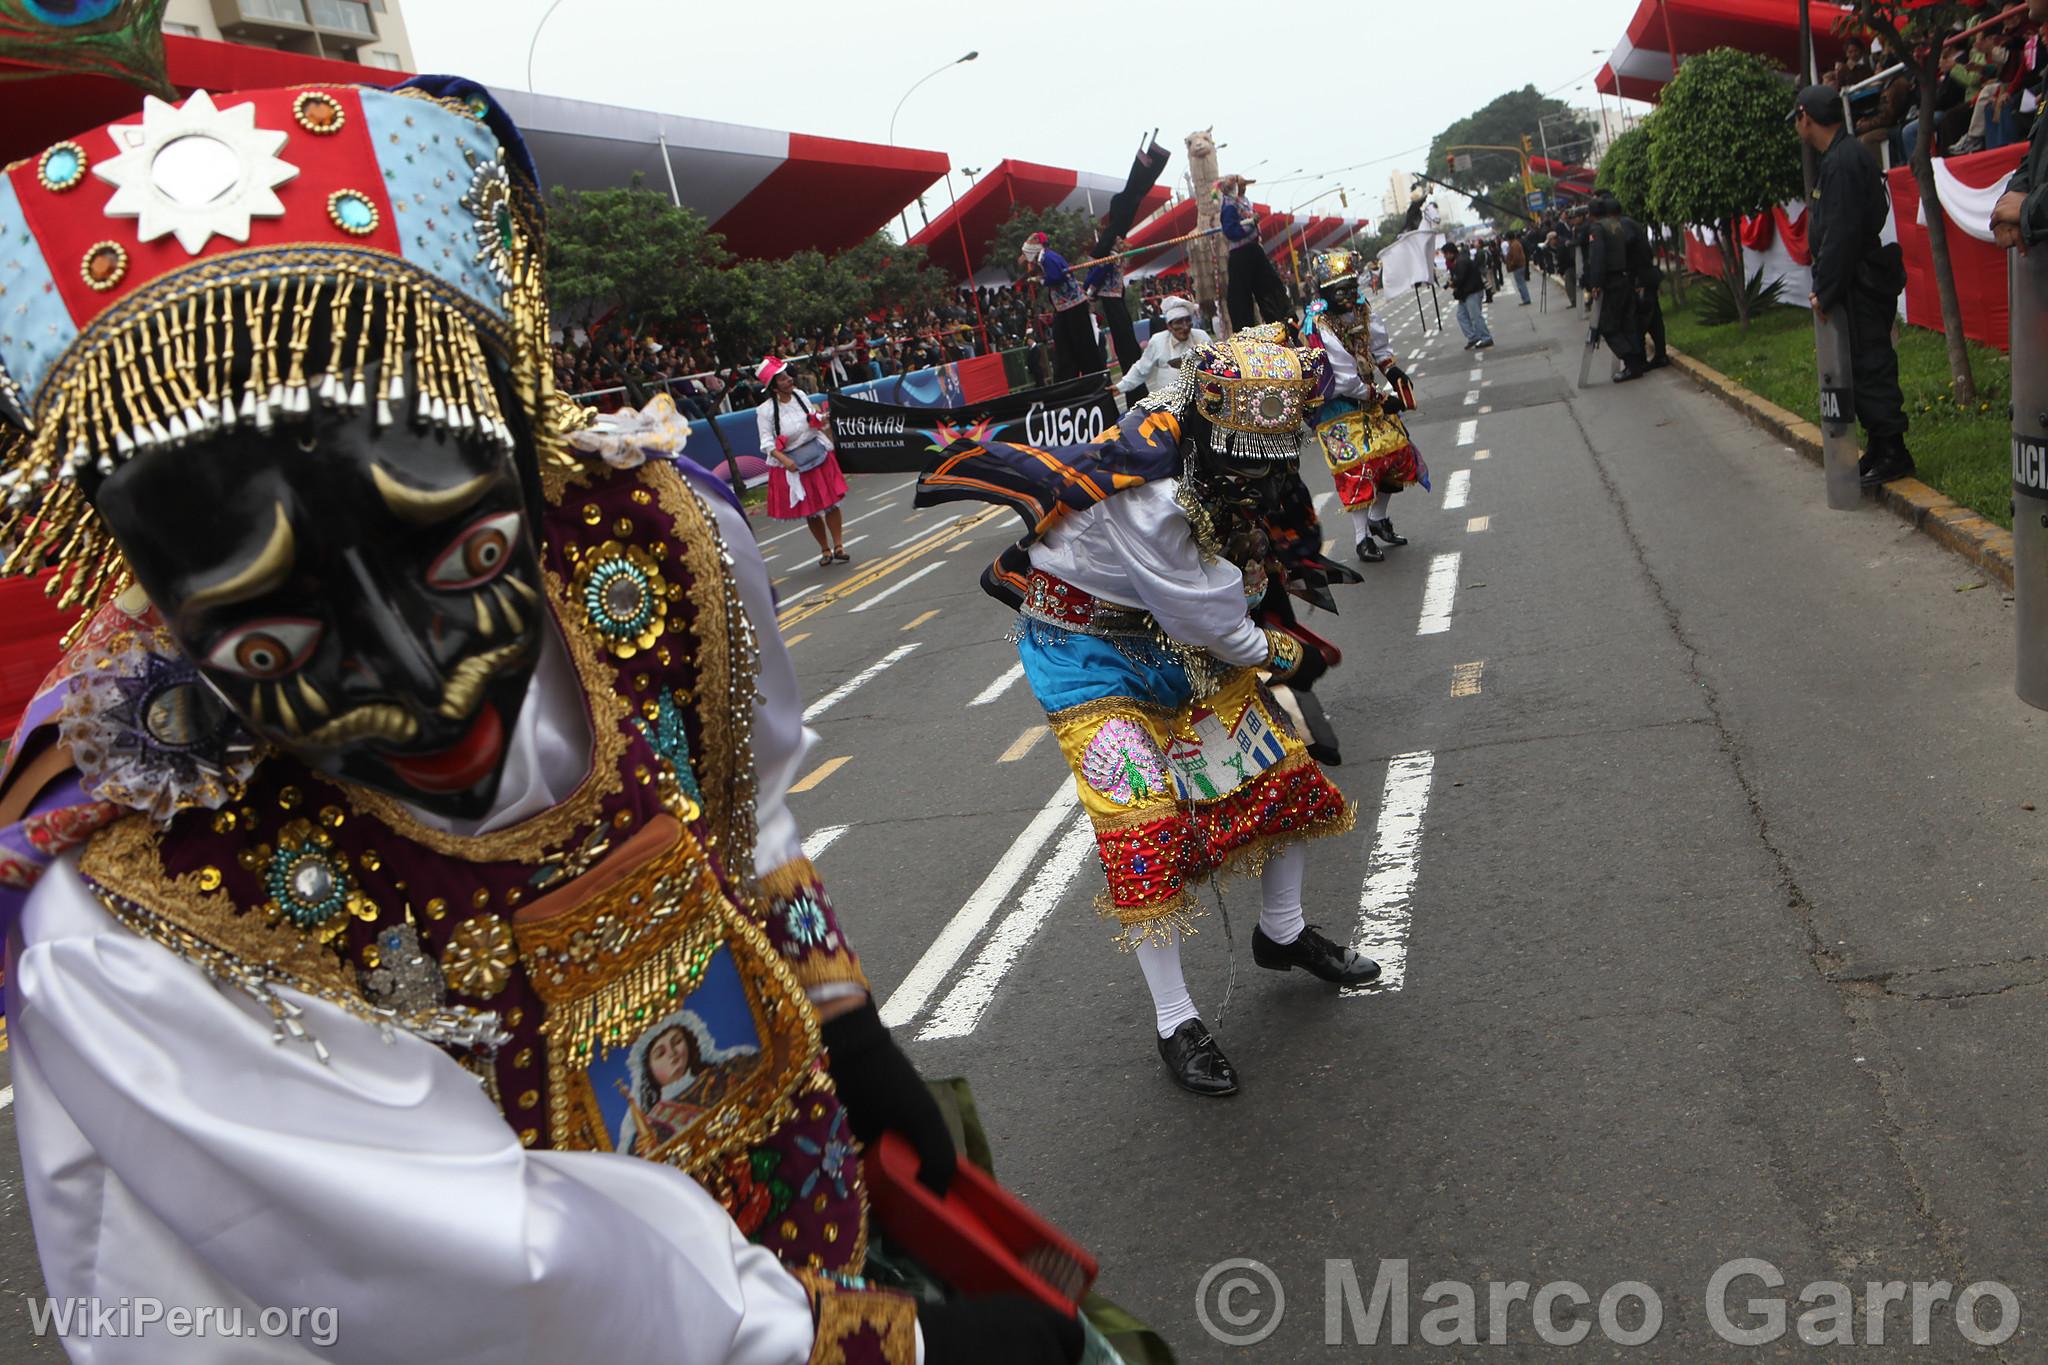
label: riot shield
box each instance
[2011,245,2048,709]
[1814,308,1860,510]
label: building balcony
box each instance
[209,0,379,56]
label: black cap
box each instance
[1790,84,1846,126]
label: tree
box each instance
[1847,1,1979,401]
[979,204,1099,281]
[545,179,732,330]
[1430,86,1592,220]
[1646,48,1804,329]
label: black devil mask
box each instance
[88,346,545,818]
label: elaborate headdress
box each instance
[0,77,554,630]
[1144,324,1328,463]
[1311,249,1360,293]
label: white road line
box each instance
[890,526,935,549]
[968,661,1026,706]
[1455,419,1477,446]
[842,534,870,549]
[841,505,894,528]
[0,1084,10,1112]
[779,583,823,606]
[1345,751,1436,996]
[1467,369,1481,381]
[759,521,817,547]
[802,825,849,860]
[867,477,917,498]
[1417,551,1461,636]
[880,780,1081,1028]
[801,642,921,721]
[1315,491,1336,515]
[847,561,945,614]
[1442,469,1472,511]
[1462,390,1479,406]
[920,815,1097,1039]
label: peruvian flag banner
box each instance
[1888,143,2023,352]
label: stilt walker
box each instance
[1216,174,1292,329]
[1300,250,1430,562]
[1020,232,1105,381]
[919,326,1380,1097]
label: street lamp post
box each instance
[889,51,979,242]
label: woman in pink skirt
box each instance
[755,355,850,565]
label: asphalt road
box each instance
[5,275,2048,1361]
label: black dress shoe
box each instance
[1860,453,1917,488]
[1370,519,1408,547]
[1157,1019,1239,1096]
[1252,924,1382,987]
[1647,355,1672,370]
[1355,537,1384,563]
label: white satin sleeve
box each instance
[1317,324,1374,400]
[1367,310,1394,366]
[8,860,823,1365]
[1099,481,1269,667]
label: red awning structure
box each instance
[490,89,946,259]
[1595,0,1854,102]
[910,158,1172,283]
[0,34,401,169]
[1123,198,1201,275]
[0,37,943,262]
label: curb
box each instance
[1668,350,2015,591]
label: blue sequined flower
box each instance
[783,893,828,949]
[795,1111,854,1200]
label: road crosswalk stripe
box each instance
[1345,751,1437,997]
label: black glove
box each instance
[1284,640,1329,691]
[920,1296,1085,1365]
[820,1000,956,1195]
[1377,388,1407,415]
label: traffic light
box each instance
[1521,134,1533,155]
[1446,152,1457,171]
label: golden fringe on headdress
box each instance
[0,149,565,642]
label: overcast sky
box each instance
[404,0,1642,229]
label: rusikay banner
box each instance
[830,373,1118,473]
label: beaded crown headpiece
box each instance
[0,76,555,630]
[1311,249,1360,292]
[1145,324,1329,463]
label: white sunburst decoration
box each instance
[95,90,300,255]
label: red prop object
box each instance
[861,1131,1097,1316]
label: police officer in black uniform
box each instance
[1587,194,1648,381]
[1624,204,1669,369]
[1794,83,1912,486]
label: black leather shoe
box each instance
[1252,924,1382,987]
[1355,537,1384,563]
[1647,356,1672,370]
[1860,453,1917,488]
[1157,1019,1238,1096]
[1370,519,1408,547]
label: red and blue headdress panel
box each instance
[0,76,552,626]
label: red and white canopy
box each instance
[489,88,947,259]
[910,158,1173,283]
[1595,0,1854,103]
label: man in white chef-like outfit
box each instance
[1114,296,1211,406]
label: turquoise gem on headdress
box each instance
[42,146,81,188]
[335,192,374,231]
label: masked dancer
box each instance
[919,327,1380,1098]
[1300,250,1429,562]
[0,76,1080,1365]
